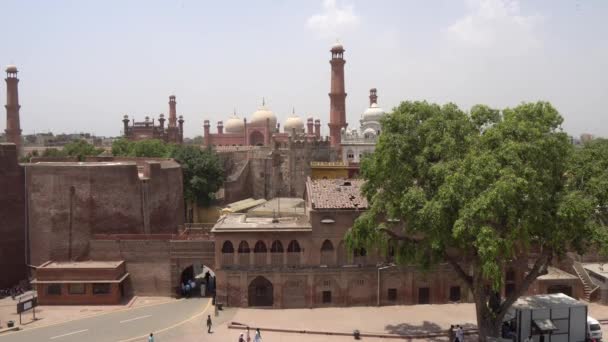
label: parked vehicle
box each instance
[587,316,602,342]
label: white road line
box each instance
[119,315,152,324]
[50,329,88,340]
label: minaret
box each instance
[168,95,177,128]
[328,43,347,147]
[369,88,377,106]
[5,65,22,153]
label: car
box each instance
[588,316,603,342]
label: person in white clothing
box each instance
[254,328,262,342]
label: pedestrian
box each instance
[254,328,262,342]
[181,282,185,297]
[246,327,251,342]
[449,324,455,342]
[185,282,191,298]
[206,315,212,333]
[456,325,464,342]
[524,335,533,342]
[239,332,245,342]
[148,333,154,342]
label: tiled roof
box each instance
[307,178,368,210]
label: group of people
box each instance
[180,271,216,298]
[239,327,262,342]
[0,285,25,299]
[449,325,465,342]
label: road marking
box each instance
[49,329,88,340]
[116,299,213,342]
[120,315,152,324]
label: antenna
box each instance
[262,97,266,106]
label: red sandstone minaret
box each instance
[328,43,347,147]
[168,95,177,128]
[5,65,22,154]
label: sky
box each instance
[0,0,607,138]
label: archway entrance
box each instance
[249,130,265,146]
[248,276,273,307]
[179,263,216,298]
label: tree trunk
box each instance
[474,293,501,342]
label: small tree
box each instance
[170,145,224,207]
[63,140,104,161]
[347,101,607,341]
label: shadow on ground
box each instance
[384,321,477,342]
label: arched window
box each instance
[238,241,250,266]
[287,240,301,253]
[222,241,234,253]
[254,241,267,265]
[254,241,267,253]
[221,241,234,266]
[321,240,334,251]
[320,240,334,266]
[271,240,283,253]
[238,241,250,253]
[287,240,301,266]
[270,240,283,265]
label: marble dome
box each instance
[284,115,304,133]
[5,65,17,73]
[250,105,277,128]
[362,103,385,122]
[225,114,245,133]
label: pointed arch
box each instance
[221,241,234,253]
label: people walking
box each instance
[239,332,245,342]
[206,315,213,333]
[254,328,262,342]
[148,333,154,342]
[246,327,251,342]
[449,325,456,342]
[456,325,464,342]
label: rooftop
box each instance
[39,260,124,269]
[583,263,608,278]
[307,178,368,210]
[510,293,584,310]
[211,213,312,233]
[536,266,578,280]
[248,197,306,217]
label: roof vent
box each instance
[343,181,352,186]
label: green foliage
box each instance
[347,100,608,333]
[42,148,66,157]
[170,145,224,207]
[111,138,172,158]
[63,140,104,161]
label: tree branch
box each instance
[445,252,474,289]
[496,247,553,317]
[378,228,424,242]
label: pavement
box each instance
[3,298,608,341]
[0,298,210,342]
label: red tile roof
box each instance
[307,179,368,210]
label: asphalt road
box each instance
[0,298,210,342]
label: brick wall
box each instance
[0,143,26,288]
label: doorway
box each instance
[418,287,430,304]
[248,276,273,307]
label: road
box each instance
[0,298,210,342]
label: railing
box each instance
[254,253,267,266]
[271,253,283,266]
[573,261,600,299]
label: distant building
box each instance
[580,133,594,144]
[122,95,184,144]
[340,88,386,164]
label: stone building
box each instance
[212,179,471,308]
[340,88,386,164]
[0,143,26,288]
[122,95,184,144]
[203,104,322,148]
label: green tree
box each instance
[62,140,104,161]
[41,147,67,157]
[111,138,133,156]
[347,101,607,341]
[190,135,204,145]
[170,145,224,207]
[130,139,171,157]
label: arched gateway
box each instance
[248,276,273,307]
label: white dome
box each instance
[331,42,344,51]
[225,115,244,133]
[362,103,385,122]
[250,105,277,127]
[284,115,304,133]
[5,65,17,73]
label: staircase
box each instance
[572,261,599,302]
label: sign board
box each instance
[17,297,38,314]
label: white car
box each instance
[588,316,603,342]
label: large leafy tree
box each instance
[347,101,607,340]
[62,140,104,161]
[111,138,171,158]
[170,145,224,207]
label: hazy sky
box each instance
[1,0,606,138]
